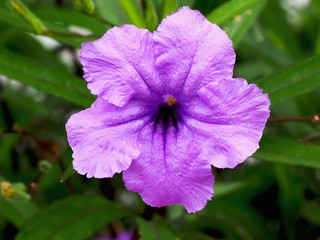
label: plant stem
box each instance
[267,114,320,123]
[29,151,60,196]
[300,132,320,143]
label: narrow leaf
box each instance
[162,0,177,18]
[118,0,147,28]
[257,56,320,106]
[145,0,159,31]
[186,200,275,240]
[206,0,264,25]
[0,49,94,107]
[259,0,302,59]
[222,1,266,47]
[60,163,76,182]
[254,135,320,168]
[241,34,295,69]
[274,164,304,239]
[0,3,98,48]
[178,0,194,8]
[8,0,48,34]
[94,0,127,25]
[16,196,131,240]
[33,7,108,34]
[138,216,179,240]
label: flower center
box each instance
[152,95,180,130]
[163,94,177,106]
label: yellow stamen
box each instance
[1,182,15,198]
[166,96,177,106]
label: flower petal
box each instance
[80,25,163,107]
[183,78,270,168]
[153,6,235,101]
[66,98,152,178]
[123,124,214,213]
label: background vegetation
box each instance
[0,0,320,239]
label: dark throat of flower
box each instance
[152,95,181,131]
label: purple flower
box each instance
[66,7,270,213]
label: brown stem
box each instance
[131,226,140,240]
[3,125,75,196]
[300,132,320,143]
[267,114,320,123]
[29,151,59,197]
[29,172,42,197]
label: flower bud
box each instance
[1,182,15,198]
[1,182,30,200]
[9,0,48,34]
[38,159,52,173]
[73,0,95,15]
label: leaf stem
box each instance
[267,114,320,123]
[29,151,60,197]
[300,132,320,143]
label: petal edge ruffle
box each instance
[80,25,163,107]
[123,124,214,213]
[153,6,235,101]
[183,78,270,168]
[66,98,151,178]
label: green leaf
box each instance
[222,1,265,47]
[138,216,180,240]
[16,196,131,240]
[259,0,302,59]
[0,134,18,172]
[186,200,275,240]
[60,163,76,182]
[274,164,304,239]
[0,3,99,48]
[8,0,48,34]
[0,196,39,229]
[0,2,32,32]
[118,0,147,28]
[162,0,177,18]
[254,135,320,168]
[94,0,128,25]
[206,0,264,25]
[178,0,194,8]
[213,181,248,198]
[145,0,159,31]
[0,26,66,70]
[212,163,274,202]
[300,200,320,225]
[257,55,320,106]
[235,61,273,82]
[3,87,51,117]
[0,49,94,107]
[32,7,108,34]
[241,33,295,69]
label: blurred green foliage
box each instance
[0,0,320,239]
